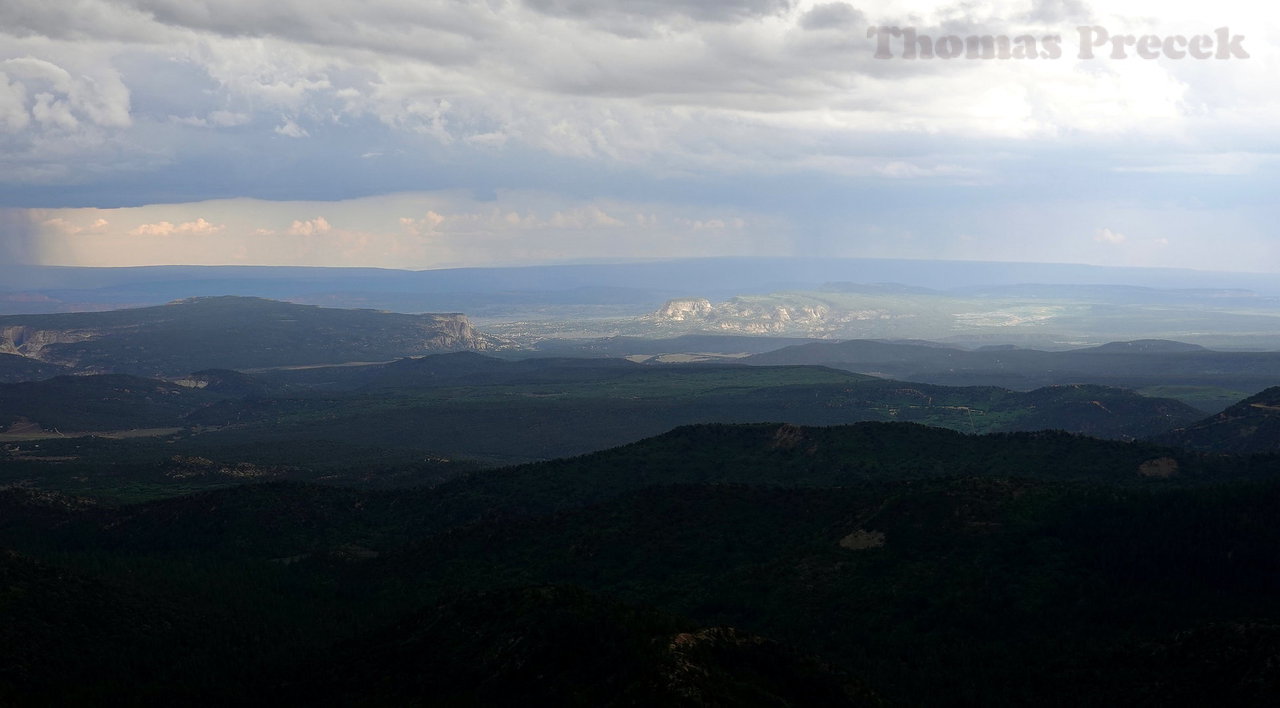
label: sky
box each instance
[1,0,1278,272]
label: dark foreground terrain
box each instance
[3,422,1280,706]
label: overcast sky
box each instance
[1,0,1277,271]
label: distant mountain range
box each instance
[5,257,1280,351]
[0,296,1274,500]
[1,353,1202,443]
[4,259,1280,349]
[0,294,1273,409]
[746,338,1280,409]
[0,351,1213,503]
[5,258,1280,310]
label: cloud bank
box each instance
[0,0,1277,271]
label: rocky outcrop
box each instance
[0,326,101,361]
[710,300,833,333]
[414,313,494,351]
[653,298,713,321]
[647,296,890,335]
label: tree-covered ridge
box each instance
[2,356,1203,494]
[2,420,1280,704]
[0,296,494,376]
[1152,386,1280,454]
